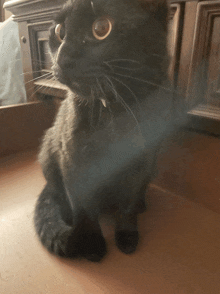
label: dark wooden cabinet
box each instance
[4,0,220,135]
[177,0,220,134]
[184,1,220,108]
[167,3,183,83]
[188,1,220,124]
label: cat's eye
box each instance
[92,17,113,40]
[55,23,65,43]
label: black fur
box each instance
[34,0,180,261]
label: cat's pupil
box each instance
[95,20,109,36]
[92,17,112,40]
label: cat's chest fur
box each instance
[48,91,146,171]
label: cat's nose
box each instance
[57,53,75,70]
[56,43,77,69]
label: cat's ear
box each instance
[138,0,168,30]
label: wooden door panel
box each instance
[167,3,182,82]
[207,15,220,107]
[186,1,220,132]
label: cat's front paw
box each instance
[77,232,107,262]
[115,230,139,254]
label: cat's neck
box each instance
[66,80,172,135]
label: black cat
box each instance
[34,0,184,262]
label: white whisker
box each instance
[117,92,142,134]
[111,72,175,94]
[104,63,144,71]
[104,75,118,99]
[21,70,51,76]
[90,88,96,129]
[28,84,46,101]
[24,72,52,85]
[96,78,106,98]
[104,76,142,134]
[110,76,141,110]
[28,76,56,100]
[104,59,141,64]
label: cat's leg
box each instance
[135,182,148,214]
[74,214,107,262]
[115,212,139,254]
[62,177,108,262]
[135,147,161,213]
[34,183,80,258]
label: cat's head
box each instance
[49,0,169,104]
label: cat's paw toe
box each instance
[115,230,139,254]
[83,252,105,262]
[54,229,79,258]
[78,233,107,262]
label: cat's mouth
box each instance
[62,75,93,97]
[52,65,106,99]
[69,80,92,97]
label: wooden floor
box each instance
[1,131,220,293]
